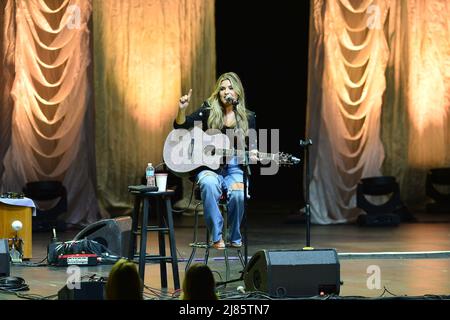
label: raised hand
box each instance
[179,89,192,110]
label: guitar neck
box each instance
[217,148,276,161]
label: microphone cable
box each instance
[0,276,30,292]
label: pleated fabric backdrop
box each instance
[1,0,99,226]
[307,0,450,224]
[0,0,15,183]
[0,0,216,224]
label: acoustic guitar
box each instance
[163,126,300,176]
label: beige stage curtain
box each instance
[382,0,450,205]
[307,0,390,224]
[93,0,216,211]
[0,0,15,181]
[308,0,450,223]
[1,0,99,226]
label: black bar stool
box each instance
[128,189,180,290]
[185,186,245,283]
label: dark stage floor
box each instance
[1,201,450,300]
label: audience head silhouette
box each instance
[182,263,218,300]
[105,258,143,300]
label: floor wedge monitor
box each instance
[243,249,340,298]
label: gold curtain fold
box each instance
[93,0,216,211]
[0,0,15,182]
[307,0,390,224]
[382,0,450,206]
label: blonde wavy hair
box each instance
[206,72,250,134]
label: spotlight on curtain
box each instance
[426,168,450,213]
[93,0,216,212]
[356,176,412,227]
[23,180,68,232]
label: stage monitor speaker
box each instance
[0,239,10,277]
[73,217,132,258]
[243,249,340,298]
[58,281,105,300]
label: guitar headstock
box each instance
[274,152,301,166]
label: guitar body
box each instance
[163,127,231,177]
[163,127,300,178]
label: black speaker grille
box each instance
[244,249,340,298]
[268,250,337,265]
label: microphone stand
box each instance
[300,138,312,248]
[242,142,250,267]
[232,100,249,267]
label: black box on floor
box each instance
[0,239,10,277]
[58,281,105,300]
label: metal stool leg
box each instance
[186,201,202,271]
[156,198,168,288]
[129,197,141,260]
[164,197,180,290]
[222,203,230,284]
[224,248,230,284]
[243,205,248,267]
[138,198,149,281]
[204,228,210,265]
[236,249,245,268]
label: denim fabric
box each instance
[196,163,245,244]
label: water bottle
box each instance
[146,163,156,187]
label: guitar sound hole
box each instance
[204,145,216,156]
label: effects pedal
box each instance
[56,254,99,266]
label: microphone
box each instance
[225,94,239,107]
[290,156,301,165]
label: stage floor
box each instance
[1,201,450,300]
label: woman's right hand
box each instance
[179,89,192,110]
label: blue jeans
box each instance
[196,164,245,244]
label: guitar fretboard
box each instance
[216,148,276,161]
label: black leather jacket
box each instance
[173,101,257,151]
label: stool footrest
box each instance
[189,242,209,249]
[133,254,174,262]
[189,242,244,250]
[133,226,169,234]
